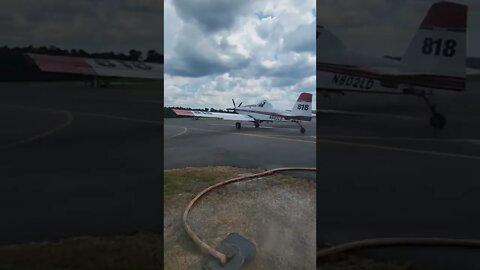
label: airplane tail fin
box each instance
[401,2,467,83]
[292,93,312,118]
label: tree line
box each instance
[0,45,163,63]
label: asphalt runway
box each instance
[0,82,163,245]
[164,118,316,180]
[317,79,480,269]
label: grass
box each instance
[164,166,317,197]
[164,166,262,196]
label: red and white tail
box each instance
[401,1,467,80]
[292,92,312,117]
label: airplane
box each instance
[172,92,313,133]
[317,1,467,129]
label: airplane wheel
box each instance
[235,122,241,129]
[254,122,260,128]
[430,113,446,129]
[300,127,306,134]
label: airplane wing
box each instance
[26,53,163,80]
[173,109,254,121]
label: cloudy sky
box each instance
[164,0,316,110]
[318,0,480,58]
[0,0,163,54]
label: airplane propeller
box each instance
[227,99,242,112]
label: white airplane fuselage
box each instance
[236,106,294,122]
[235,100,311,123]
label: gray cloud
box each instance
[283,21,316,53]
[166,26,251,77]
[172,0,254,33]
[242,53,315,87]
[255,21,284,41]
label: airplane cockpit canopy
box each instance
[257,100,272,108]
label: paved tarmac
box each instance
[164,118,316,180]
[0,82,163,245]
[317,79,480,269]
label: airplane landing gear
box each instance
[235,122,241,129]
[294,121,306,134]
[254,121,260,128]
[421,96,446,129]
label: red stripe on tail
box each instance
[421,2,467,30]
[297,93,312,102]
